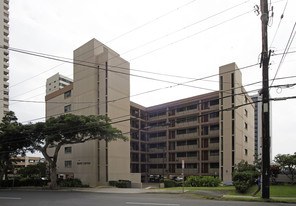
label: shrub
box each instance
[164,179,177,188]
[185,176,221,187]
[115,181,129,188]
[109,181,117,187]
[0,178,49,187]
[233,171,259,193]
[58,178,88,187]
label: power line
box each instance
[270,21,296,88]
[3,95,296,147]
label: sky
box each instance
[8,0,296,159]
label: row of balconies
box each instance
[147,168,219,176]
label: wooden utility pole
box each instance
[260,0,271,199]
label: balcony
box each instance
[175,145,199,151]
[148,136,167,142]
[176,132,199,140]
[208,168,219,176]
[208,156,219,162]
[176,157,199,163]
[3,61,9,68]
[149,148,166,153]
[175,120,199,128]
[3,81,9,88]
[175,108,199,116]
[149,169,164,175]
[148,115,166,121]
[148,158,165,163]
[175,168,199,175]
[208,143,219,149]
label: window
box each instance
[65,161,72,168]
[210,99,219,106]
[210,150,219,156]
[65,147,72,154]
[64,105,71,113]
[210,112,219,118]
[244,122,248,129]
[210,163,219,168]
[64,90,71,98]
[244,135,248,142]
[244,149,248,155]
[210,124,219,131]
[244,109,248,117]
[231,73,234,88]
[220,76,223,90]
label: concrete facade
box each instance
[0,0,10,120]
[46,73,73,95]
[46,39,255,185]
[46,39,140,187]
[130,63,255,183]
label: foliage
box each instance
[17,162,47,178]
[58,178,88,187]
[164,179,179,188]
[25,114,128,189]
[0,178,48,187]
[232,160,260,193]
[109,181,117,187]
[234,160,256,172]
[274,153,296,184]
[185,176,221,187]
[0,112,32,181]
[232,171,259,193]
[115,180,131,188]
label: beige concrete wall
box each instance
[219,63,255,183]
[46,38,139,187]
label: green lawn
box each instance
[228,184,296,197]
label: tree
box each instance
[274,153,296,184]
[0,111,31,181]
[18,162,47,178]
[25,114,127,189]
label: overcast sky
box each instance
[8,0,296,158]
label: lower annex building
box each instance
[45,38,255,186]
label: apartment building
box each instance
[11,156,43,169]
[46,73,73,95]
[45,39,141,187]
[0,0,10,120]
[251,94,272,161]
[130,63,255,183]
[45,39,254,185]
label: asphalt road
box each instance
[0,190,294,206]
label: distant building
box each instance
[11,156,43,169]
[251,94,272,161]
[0,0,10,120]
[46,73,73,95]
[45,39,255,185]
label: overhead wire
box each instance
[270,21,296,88]
[3,95,296,147]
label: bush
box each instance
[185,176,221,187]
[0,178,49,187]
[233,171,259,193]
[58,178,88,187]
[109,181,117,187]
[164,179,177,188]
[115,181,129,188]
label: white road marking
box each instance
[0,197,22,200]
[126,202,180,206]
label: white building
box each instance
[46,73,73,95]
[0,0,10,120]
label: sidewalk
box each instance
[223,195,296,201]
[72,186,185,194]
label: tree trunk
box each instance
[49,164,58,189]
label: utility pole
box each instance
[260,0,271,199]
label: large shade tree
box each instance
[0,111,31,181]
[274,153,296,183]
[25,114,127,189]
